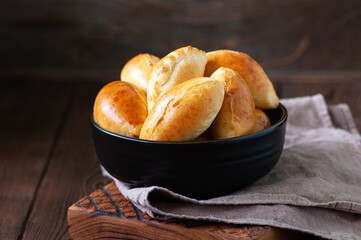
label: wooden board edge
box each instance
[68,203,301,240]
[256,227,302,240]
[68,205,240,240]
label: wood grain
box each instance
[270,71,361,84]
[20,82,111,240]
[1,0,361,77]
[68,182,300,240]
[0,80,72,239]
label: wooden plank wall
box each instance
[1,0,361,80]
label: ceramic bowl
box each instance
[91,104,287,199]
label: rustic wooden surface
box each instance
[0,80,73,239]
[0,73,360,239]
[68,182,300,240]
[1,0,361,78]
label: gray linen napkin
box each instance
[101,94,361,240]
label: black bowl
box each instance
[91,104,287,199]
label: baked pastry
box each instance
[205,50,279,109]
[140,77,224,141]
[254,109,271,133]
[93,81,148,138]
[209,67,255,139]
[147,46,207,112]
[120,53,160,92]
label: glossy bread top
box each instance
[93,81,148,138]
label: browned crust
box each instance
[205,50,279,109]
[93,81,148,138]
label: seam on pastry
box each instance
[150,97,175,139]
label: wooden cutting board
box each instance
[68,182,300,239]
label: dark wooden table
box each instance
[1,72,360,239]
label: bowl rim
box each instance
[91,103,288,145]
